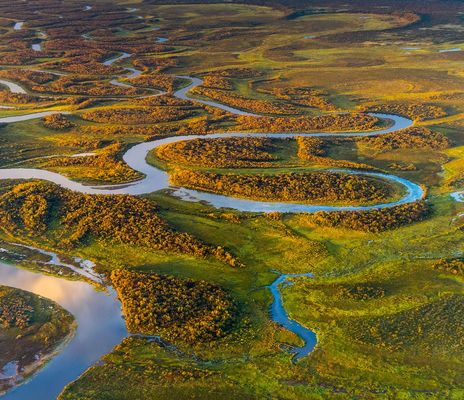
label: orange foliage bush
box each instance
[111,269,236,343]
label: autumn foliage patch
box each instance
[111,269,236,343]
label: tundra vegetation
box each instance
[0,0,463,399]
[0,286,74,394]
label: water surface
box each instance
[0,65,431,399]
[0,80,26,95]
[103,52,131,66]
[438,48,461,53]
[0,262,126,400]
[0,76,422,213]
[269,273,316,359]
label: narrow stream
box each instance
[0,46,433,398]
[269,273,316,360]
[102,52,131,66]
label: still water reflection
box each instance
[0,262,126,400]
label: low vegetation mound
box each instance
[111,269,236,343]
[0,287,34,330]
[0,285,72,334]
[358,127,449,151]
[235,113,379,132]
[0,90,40,104]
[0,285,74,394]
[367,103,447,121]
[0,182,240,267]
[81,107,196,125]
[0,70,56,86]
[193,80,297,115]
[43,143,142,184]
[433,258,464,275]
[335,284,385,301]
[59,336,254,400]
[42,113,75,131]
[156,137,278,168]
[348,295,464,353]
[79,116,210,138]
[32,76,141,97]
[262,86,338,112]
[170,170,395,204]
[304,201,430,232]
[296,137,375,170]
[129,72,177,92]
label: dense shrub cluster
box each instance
[32,76,141,96]
[111,269,236,343]
[0,90,40,104]
[42,56,119,76]
[156,137,277,168]
[193,86,298,115]
[367,103,447,121]
[235,113,379,132]
[0,52,36,66]
[296,137,325,158]
[170,170,393,204]
[202,74,233,90]
[0,182,241,267]
[81,107,196,124]
[132,56,178,73]
[43,142,142,183]
[336,285,385,300]
[304,201,429,232]
[79,116,211,138]
[129,72,176,92]
[433,258,464,275]
[0,69,55,85]
[42,113,75,130]
[358,127,449,151]
[0,287,33,330]
[131,94,191,107]
[269,86,338,111]
[296,137,374,170]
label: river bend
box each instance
[0,51,428,398]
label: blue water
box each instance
[269,273,316,360]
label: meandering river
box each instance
[0,79,27,95]
[0,49,428,398]
[0,262,126,400]
[269,273,316,360]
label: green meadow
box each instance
[0,0,463,398]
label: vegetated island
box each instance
[0,285,75,395]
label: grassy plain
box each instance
[0,0,463,398]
